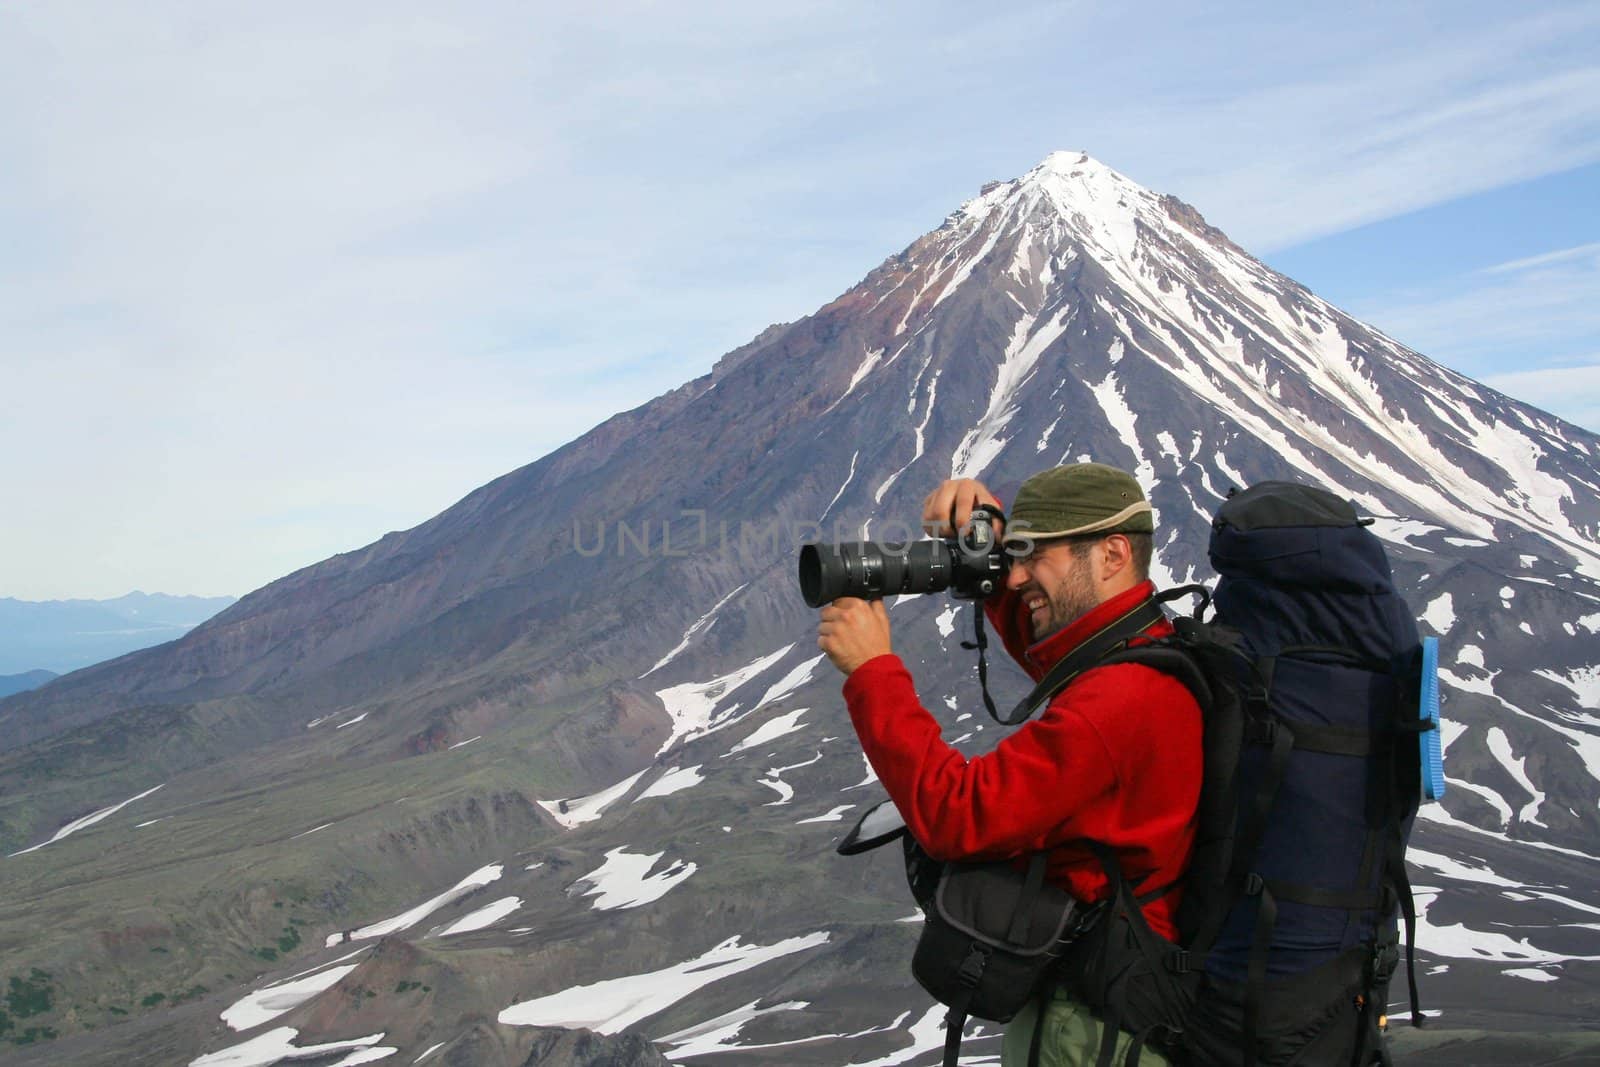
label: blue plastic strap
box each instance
[1419,637,1446,801]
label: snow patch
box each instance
[1486,727,1547,826]
[575,847,696,911]
[329,1051,397,1067]
[1421,593,1455,634]
[221,965,363,1031]
[653,644,794,753]
[728,708,809,755]
[641,584,750,679]
[758,772,795,806]
[1214,453,1246,490]
[843,348,886,400]
[324,864,505,947]
[498,933,830,1034]
[8,783,165,857]
[875,372,941,504]
[754,655,825,710]
[638,765,705,801]
[796,805,855,825]
[839,1004,964,1067]
[191,1028,387,1067]
[822,451,860,519]
[658,999,812,1060]
[843,752,880,790]
[436,896,522,936]
[1368,517,1442,550]
[1534,665,1600,708]
[1415,889,1600,964]
[951,308,1073,479]
[539,770,649,830]
[1503,967,1560,983]
[1406,847,1518,889]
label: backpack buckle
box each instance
[1168,949,1191,974]
[1244,873,1265,896]
[1370,940,1399,982]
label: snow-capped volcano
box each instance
[3,153,1597,1066]
[860,150,1597,571]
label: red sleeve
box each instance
[841,653,1120,862]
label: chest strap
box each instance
[1000,597,1167,726]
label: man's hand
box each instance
[817,597,893,676]
[921,478,1003,537]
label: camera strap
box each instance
[960,606,1002,723]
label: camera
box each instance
[797,505,1008,608]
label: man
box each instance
[816,464,1203,1066]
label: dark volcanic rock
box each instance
[519,1028,672,1067]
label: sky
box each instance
[2,1,1597,601]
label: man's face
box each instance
[1004,537,1100,641]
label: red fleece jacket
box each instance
[842,580,1202,940]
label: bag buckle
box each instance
[956,944,990,988]
[1168,949,1191,974]
[1244,873,1265,896]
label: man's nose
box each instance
[1005,560,1029,591]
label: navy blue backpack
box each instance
[1152,481,1428,1066]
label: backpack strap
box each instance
[1231,702,1296,1067]
[1387,829,1422,1027]
[998,596,1168,726]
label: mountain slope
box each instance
[2,152,1597,1065]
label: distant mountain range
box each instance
[0,592,235,675]
[2,153,1597,1065]
[0,670,56,699]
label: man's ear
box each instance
[1098,533,1133,581]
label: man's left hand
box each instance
[817,597,892,676]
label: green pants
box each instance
[1001,988,1173,1067]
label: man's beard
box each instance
[1030,562,1099,641]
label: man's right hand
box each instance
[921,479,1003,538]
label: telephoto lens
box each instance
[798,540,951,608]
[797,506,1007,607]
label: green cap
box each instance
[1008,463,1154,540]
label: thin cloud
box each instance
[1356,241,1600,361]
[1484,242,1600,275]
